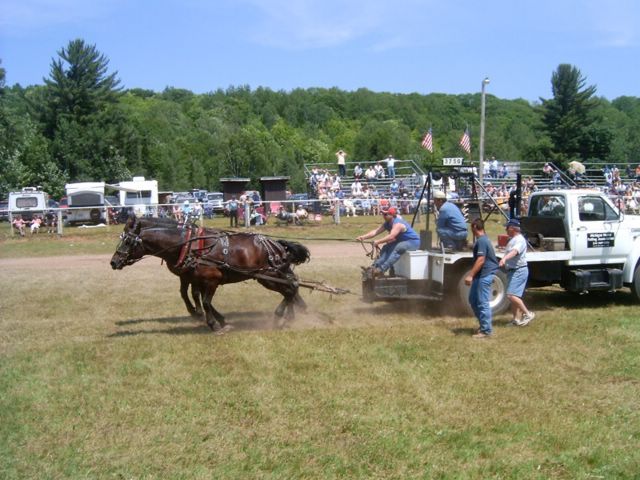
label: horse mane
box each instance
[276,239,311,265]
[138,216,180,228]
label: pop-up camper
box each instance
[110,177,159,217]
[64,182,106,225]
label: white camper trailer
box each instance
[64,182,106,225]
[114,177,159,217]
[8,187,49,221]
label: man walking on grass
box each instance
[499,218,535,326]
[465,218,499,339]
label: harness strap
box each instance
[175,227,193,267]
[197,227,206,251]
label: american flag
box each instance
[421,128,433,152]
[459,128,471,154]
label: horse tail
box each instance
[277,239,310,265]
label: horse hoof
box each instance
[222,324,234,332]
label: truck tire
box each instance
[452,268,510,317]
[631,263,640,302]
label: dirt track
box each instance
[0,241,366,269]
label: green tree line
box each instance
[1,39,640,199]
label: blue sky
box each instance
[1,0,638,102]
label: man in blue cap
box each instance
[499,218,535,326]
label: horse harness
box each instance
[175,226,293,281]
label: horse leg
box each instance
[285,300,296,320]
[191,282,204,317]
[274,299,287,318]
[201,283,228,332]
[179,276,199,318]
[293,293,307,312]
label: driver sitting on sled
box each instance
[356,207,420,277]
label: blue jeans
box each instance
[469,274,494,334]
[437,228,467,249]
[374,239,420,272]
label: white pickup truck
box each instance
[362,189,640,315]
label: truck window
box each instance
[530,195,565,217]
[578,196,619,222]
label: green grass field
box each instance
[1,217,639,478]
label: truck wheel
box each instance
[453,268,510,317]
[631,264,640,302]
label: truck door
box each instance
[571,194,626,264]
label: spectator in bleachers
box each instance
[524,176,536,190]
[385,154,397,178]
[400,193,410,214]
[543,162,554,178]
[361,197,371,215]
[374,162,385,180]
[350,179,363,197]
[625,164,634,179]
[370,194,380,216]
[489,157,498,178]
[389,179,399,196]
[364,165,377,182]
[353,164,363,180]
[336,150,347,177]
[398,179,407,196]
[343,198,357,217]
[500,163,509,179]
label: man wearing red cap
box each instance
[356,207,420,277]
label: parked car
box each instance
[191,189,208,202]
[174,194,197,205]
[205,192,225,214]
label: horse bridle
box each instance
[115,231,144,266]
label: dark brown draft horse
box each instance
[110,215,310,331]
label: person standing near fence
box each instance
[465,218,499,339]
[226,196,239,227]
[498,219,535,326]
[385,154,396,179]
[336,149,347,178]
